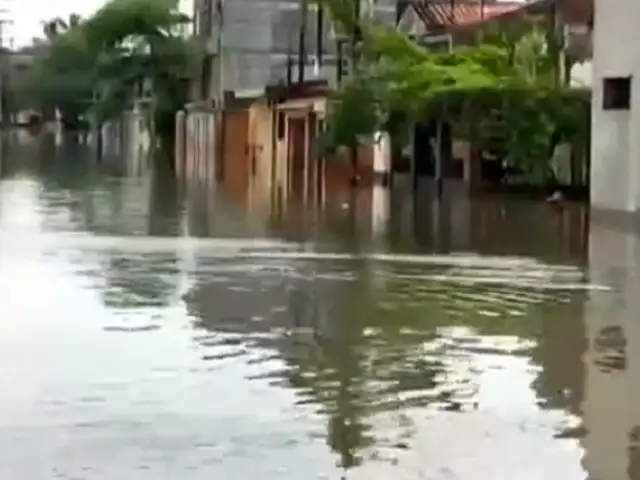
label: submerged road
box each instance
[0,135,635,479]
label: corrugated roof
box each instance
[412,0,523,27]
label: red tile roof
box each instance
[412,0,523,27]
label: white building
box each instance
[590,0,640,216]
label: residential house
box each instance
[179,0,399,213]
[396,0,592,38]
[393,0,593,191]
[395,0,592,85]
[396,0,524,38]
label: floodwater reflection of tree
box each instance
[183,253,586,468]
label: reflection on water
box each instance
[0,136,637,478]
[184,251,590,473]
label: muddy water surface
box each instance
[0,137,633,479]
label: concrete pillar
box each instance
[200,114,206,181]
[186,114,194,179]
[207,112,215,184]
[198,114,203,180]
[175,110,186,175]
[457,140,481,190]
[372,131,391,186]
[590,0,640,217]
[194,115,199,180]
[205,113,210,181]
[371,183,390,239]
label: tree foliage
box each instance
[318,0,590,183]
[32,26,95,125]
[43,14,82,40]
[28,0,194,134]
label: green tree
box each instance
[83,0,193,138]
[43,13,82,40]
[318,0,589,184]
[30,0,195,149]
[32,23,95,126]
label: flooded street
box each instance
[0,136,635,479]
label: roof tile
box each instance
[412,0,524,27]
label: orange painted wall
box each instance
[221,109,250,204]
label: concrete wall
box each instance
[197,0,396,95]
[247,100,275,210]
[175,110,187,175]
[273,107,289,205]
[184,110,217,183]
[177,92,387,220]
[99,107,151,175]
[572,60,592,87]
[176,109,217,185]
[123,108,151,175]
[100,119,123,159]
[590,0,640,213]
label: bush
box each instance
[422,85,591,182]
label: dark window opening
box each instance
[603,76,631,110]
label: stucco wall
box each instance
[183,111,217,183]
[198,0,396,94]
[221,109,250,203]
[590,0,640,212]
[99,109,150,175]
[248,100,275,209]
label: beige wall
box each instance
[247,100,274,211]
[221,108,250,203]
[99,109,151,175]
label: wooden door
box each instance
[223,109,250,203]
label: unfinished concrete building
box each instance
[191,0,398,102]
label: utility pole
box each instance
[213,0,224,104]
[316,3,324,68]
[213,0,226,181]
[297,0,308,83]
[351,0,361,65]
[349,0,361,187]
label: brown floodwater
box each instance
[0,134,636,479]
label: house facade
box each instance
[178,0,594,209]
[179,0,398,205]
[393,0,593,192]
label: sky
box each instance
[6,0,105,47]
[4,0,190,48]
